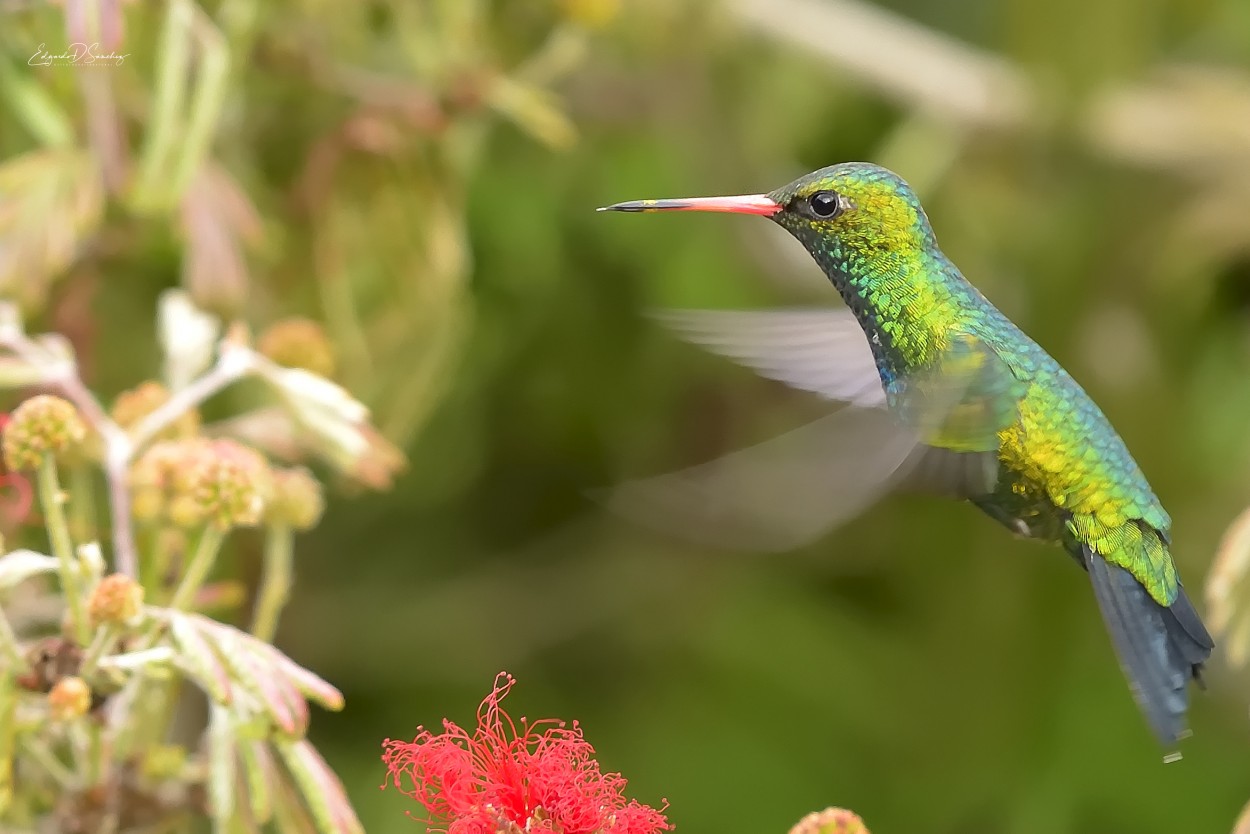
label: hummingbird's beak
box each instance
[597,193,781,216]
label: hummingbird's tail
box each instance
[1083,545,1214,747]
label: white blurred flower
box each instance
[260,363,370,466]
[0,314,78,387]
[77,541,105,585]
[159,289,221,391]
[270,368,368,426]
[1206,506,1250,666]
[0,548,59,590]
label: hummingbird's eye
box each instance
[807,191,842,219]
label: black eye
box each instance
[807,191,841,218]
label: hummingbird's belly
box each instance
[983,381,1163,539]
[973,462,1072,543]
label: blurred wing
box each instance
[651,308,886,408]
[600,330,1022,551]
[598,405,925,552]
[902,447,1001,498]
[894,332,1024,454]
[889,332,1024,499]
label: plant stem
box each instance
[103,441,138,580]
[0,603,26,675]
[516,23,587,85]
[20,737,77,790]
[83,721,104,787]
[0,50,74,148]
[168,10,230,198]
[133,0,193,209]
[127,346,256,456]
[67,465,98,547]
[250,524,293,642]
[78,624,118,680]
[71,0,128,193]
[38,456,89,645]
[167,526,226,612]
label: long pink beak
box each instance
[597,193,781,216]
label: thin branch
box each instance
[102,445,137,579]
[167,526,226,611]
[21,737,78,790]
[127,345,257,455]
[54,403,140,578]
[250,524,293,642]
[38,456,90,645]
[0,602,26,674]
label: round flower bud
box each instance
[129,440,181,492]
[129,441,184,524]
[265,466,324,531]
[167,494,206,529]
[788,808,867,834]
[184,439,270,530]
[2,395,86,471]
[88,573,145,627]
[48,676,91,721]
[111,380,200,439]
[258,318,336,378]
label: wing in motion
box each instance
[650,308,886,408]
[600,310,1021,550]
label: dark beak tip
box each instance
[595,194,780,216]
[597,202,646,212]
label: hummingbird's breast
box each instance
[981,327,1171,541]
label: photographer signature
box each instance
[28,42,129,67]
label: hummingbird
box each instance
[598,162,1213,747]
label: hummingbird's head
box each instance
[598,162,936,265]
[765,162,935,256]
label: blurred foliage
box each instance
[2,0,1250,832]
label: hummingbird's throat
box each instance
[806,241,950,378]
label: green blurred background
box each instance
[6,0,1250,831]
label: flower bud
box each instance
[184,439,270,530]
[129,440,184,492]
[129,440,190,524]
[788,808,868,834]
[265,466,324,531]
[258,318,336,378]
[88,573,144,626]
[48,676,91,721]
[2,395,86,471]
[167,494,206,529]
[111,380,200,439]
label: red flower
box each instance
[382,673,672,834]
